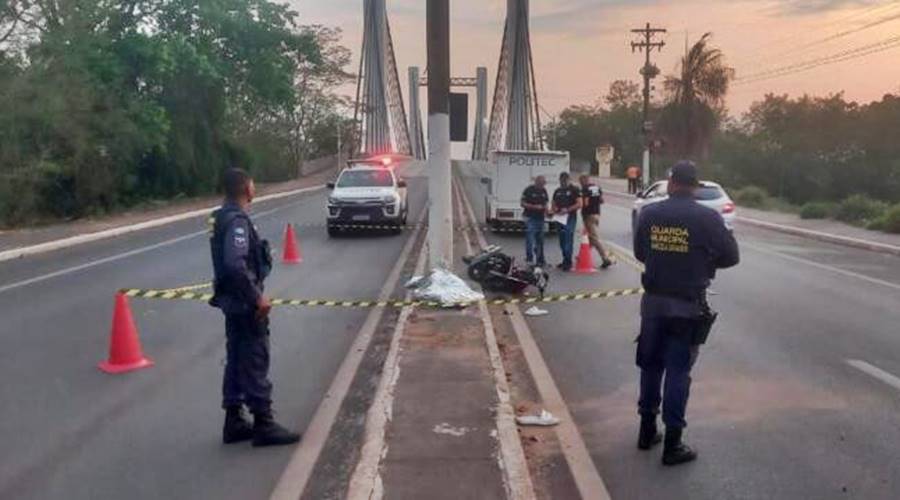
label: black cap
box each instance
[669,161,699,186]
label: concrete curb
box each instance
[601,187,900,257]
[0,185,325,263]
[736,216,900,257]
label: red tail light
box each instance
[722,202,735,214]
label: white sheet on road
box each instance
[405,268,484,307]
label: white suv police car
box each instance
[326,160,408,236]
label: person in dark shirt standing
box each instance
[520,175,549,267]
[579,174,614,269]
[210,168,300,447]
[633,161,739,465]
[551,172,582,271]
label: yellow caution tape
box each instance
[272,221,545,234]
[157,282,213,293]
[120,286,644,309]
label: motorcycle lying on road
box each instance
[462,245,549,298]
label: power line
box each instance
[773,5,900,59]
[733,2,900,66]
[735,33,900,85]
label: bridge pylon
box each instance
[486,0,544,153]
[353,0,412,158]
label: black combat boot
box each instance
[252,410,301,447]
[662,428,697,466]
[223,406,253,444]
[637,415,662,450]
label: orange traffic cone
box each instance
[282,223,302,264]
[574,230,597,274]
[98,293,154,374]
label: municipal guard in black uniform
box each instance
[210,168,300,447]
[633,161,739,465]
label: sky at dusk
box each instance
[292,0,900,118]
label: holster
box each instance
[692,301,718,345]
[257,239,273,280]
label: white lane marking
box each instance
[457,172,597,500]
[455,176,536,500]
[0,200,309,295]
[846,359,900,392]
[269,207,428,500]
[606,204,900,292]
[0,232,204,295]
[503,305,613,500]
[346,223,428,500]
[740,241,900,293]
[0,185,324,262]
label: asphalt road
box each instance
[0,163,427,500]
[457,163,900,500]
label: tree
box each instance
[707,92,900,204]
[0,0,331,226]
[286,25,353,171]
[659,33,734,159]
[546,80,646,175]
[604,79,641,110]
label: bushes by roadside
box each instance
[834,194,889,226]
[733,187,898,235]
[733,186,771,209]
[799,202,835,220]
[798,195,898,234]
[867,204,900,234]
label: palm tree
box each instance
[660,33,734,159]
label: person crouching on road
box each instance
[521,175,549,267]
[633,161,739,465]
[551,172,582,271]
[579,175,614,269]
[209,168,301,447]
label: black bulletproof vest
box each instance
[209,204,269,313]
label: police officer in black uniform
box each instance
[210,168,300,447]
[550,172,582,271]
[633,161,739,465]
[521,176,550,267]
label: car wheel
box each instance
[327,225,339,237]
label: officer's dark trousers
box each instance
[222,314,273,413]
[524,216,546,266]
[557,214,577,267]
[636,317,700,429]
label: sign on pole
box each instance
[595,145,614,177]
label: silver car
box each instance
[632,180,736,232]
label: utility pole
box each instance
[427,0,452,269]
[631,23,666,188]
[336,119,342,170]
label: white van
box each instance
[482,150,571,231]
